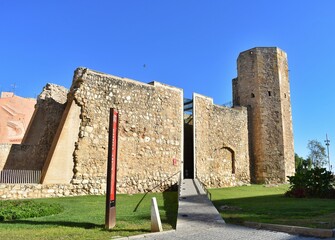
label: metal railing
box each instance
[0,169,41,184]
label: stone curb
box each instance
[244,221,335,238]
[114,230,176,239]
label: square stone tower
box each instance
[233,47,295,183]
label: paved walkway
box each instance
[122,179,334,240]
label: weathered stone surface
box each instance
[233,47,295,183]
[65,68,183,194]
[37,83,68,105]
[0,183,107,199]
[23,83,68,147]
[194,94,250,188]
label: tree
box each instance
[307,140,327,168]
[303,157,313,170]
[295,153,304,172]
[295,153,312,173]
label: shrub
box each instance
[286,167,335,198]
[0,200,63,221]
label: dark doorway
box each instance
[183,116,194,179]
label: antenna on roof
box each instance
[11,83,17,94]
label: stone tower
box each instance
[233,47,295,183]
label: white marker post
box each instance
[151,197,163,232]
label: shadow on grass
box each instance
[133,171,180,213]
[0,219,104,229]
[0,219,151,233]
[210,193,335,229]
[131,185,178,229]
[131,171,179,229]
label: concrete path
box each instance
[121,179,334,240]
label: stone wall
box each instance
[194,93,250,188]
[43,68,183,194]
[23,83,68,147]
[0,183,106,200]
[277,50,295,179]
[0,68,183,199]
[0,84,69,172]
[0,144,48,171]
[234,47,295,183]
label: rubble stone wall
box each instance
[23,83,68,147]
[0,183,106,200]
[194,94,250,188]
[68,68,183,194]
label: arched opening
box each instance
[223,147,236,174]
[211,146,236,175]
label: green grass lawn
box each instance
[209,184,335,229]
[0,191,178,240]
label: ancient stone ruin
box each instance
[0,47,295,199]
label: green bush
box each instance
[286,167,335,198]
[0,200,63,221]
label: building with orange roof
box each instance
[0,92,36,144]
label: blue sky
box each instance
[1,1,334,169]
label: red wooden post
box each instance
[105,108,119,229]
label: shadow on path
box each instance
[162,186,178,229]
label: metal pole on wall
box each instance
[105,108,119,229]
[325,134,330,171]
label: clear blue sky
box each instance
[1,1,334,169]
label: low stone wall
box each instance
[0,172,179,200]
[0,183,106,200]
